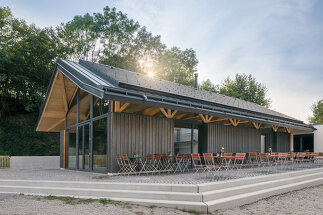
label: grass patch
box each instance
[182,208,198,214]
[45,195,77,205]
[99,198,120,205]
[78,198,96,204]
[44,195,121,206]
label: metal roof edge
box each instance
[103,86,314,132]
[36,59,105,131]
[119,82,304,125]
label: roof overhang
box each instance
[37,59,315,133]
[103,86,315,132]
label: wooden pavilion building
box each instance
[36,59,315,173]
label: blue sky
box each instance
[2,0,323,122]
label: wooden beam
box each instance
[229,119,240,127]
[252,122,261,129]
[69,86,78,106]
[36,72,59,131]
[59,72,68,112]
[182,115,201,120]
[174,113,187,119]
[160,108,168,117]
[143,107,160,116]
[47,118,65,132]
[285,127,291,133]
[167,109,171,116]
[160,108,177,119]
[199,114,207,123]
[209,118,228,123]
[272,125,279,132]
[114,101,120,112]
[170,110,178,118]
[238,121,249,124]
[116,102,130,112]
[199,114,215,123]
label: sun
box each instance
[147,71,155,78]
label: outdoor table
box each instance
[129,156,146,172]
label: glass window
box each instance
[67,93,77,127]
[79,90,91,122]
[84,125,90,169]
[78,127,83,169]
[68,128,77,169]
[93,118,107,172]
[93,98,109,118]
[174,127,198,155]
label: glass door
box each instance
[78,124,90,170]
[174,123,198,155]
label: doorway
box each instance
[78,124,90,170]
[294,134,314,152]
[261,134,266,153]
[174,122,198,155]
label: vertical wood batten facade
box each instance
[276,132,291,152]
[205,123,291,153]
[108,112,174,172]
[206,123,262,153]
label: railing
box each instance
[0,156,10,168]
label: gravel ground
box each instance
[0,185,322,215]
[0,193,189,215]
[219,185,323,215]
[1,165,322,184]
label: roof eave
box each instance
[103,86,314,132]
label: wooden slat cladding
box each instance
[0,156,10,168]
[108,112,174,172]
[206,123,262,153]
[276,132,290,152]
[205,123,291,153]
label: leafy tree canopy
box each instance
[0,7,64,116]
[200,74,271,107]
[57,6,198,87]
[219,74,271,108]
[308,99,323,124]
[200,79,219,93]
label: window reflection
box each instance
[93,118,107,171]
[68,128,77,168]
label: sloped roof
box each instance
[43,58,314,131]
[79,60,299,122]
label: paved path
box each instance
[0,185,322,214]
[2,166,321,184]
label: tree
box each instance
[200,79,219,93]
[57,6,198,86]
[217,74,271,107]
[155,47,198,87]
[308,99,323,124]
[0,7,62,115]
